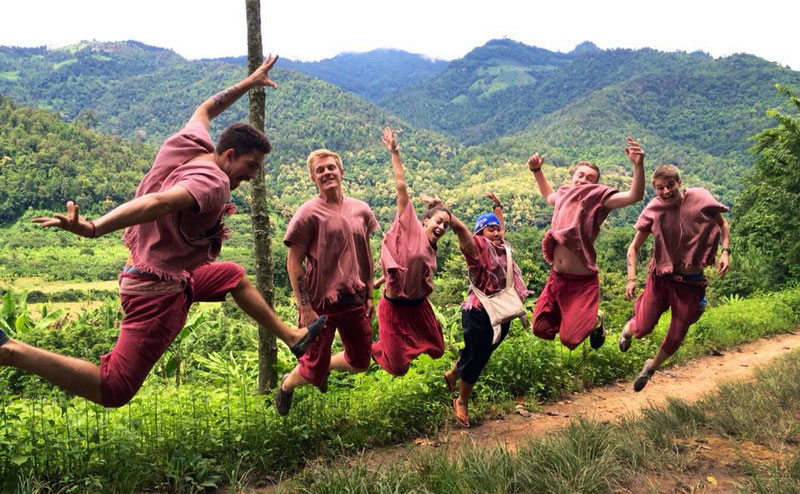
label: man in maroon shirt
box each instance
[0,55,323,407]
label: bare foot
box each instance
[453,398,469,428]
[443,370,457,394]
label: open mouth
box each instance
[432,227,444,238]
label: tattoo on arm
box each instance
[296,275,311,307]
[211,84,240,107]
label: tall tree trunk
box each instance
[245,0,277,393]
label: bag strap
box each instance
[503,244,514,289]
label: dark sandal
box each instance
[275,374,294,416]
[290,315,327,359]
[0,328,8,346]
[589,310,606,350]
[633,359,655,392]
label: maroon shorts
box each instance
[628,273,706,356]
[99,262,245,407]
[372,297,444,376]
[297,303,373,387]
[532,270,600,350]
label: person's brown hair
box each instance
[216,122,271,156]
[652,164,681,183]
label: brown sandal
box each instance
[453,398,469,428]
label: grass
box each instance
[1,287,799,492]
[277,350,800,493]
[2,277,118,293]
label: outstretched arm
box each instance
[527,153,556,205]
[382,127,410,213]
[716,214,731,276]
[486,193,505,230]
[604,137,645,210]
[450,213,477,259]
[625,229,650,299]
[189,54,280,130]
[32,186,196,238]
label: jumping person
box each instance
[275,147,379,415]
[619,164,730,391]
[0,55,324,407]
[528,139,645,350]
[371,127,452,376]
[443,195,530,428]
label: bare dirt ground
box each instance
[248,331,800,492]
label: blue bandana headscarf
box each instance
[474,213,501,234]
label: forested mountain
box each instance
[381,39,800,149]
[216,49,448,102]
[0,97,153,223]
[2,38,798,229]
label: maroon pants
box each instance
[372,297,444,376]
[628,273,706,356]
[297,303,373,387]
[532,270,600,350]
[100,262,245,407]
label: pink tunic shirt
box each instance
[635,187,728,275]
[123,122,234,281]
[462,235,529,310]
[381,203,437,300]
[284,195,379,311]
[542,184,618,273]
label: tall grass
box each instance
[1,287,800,492]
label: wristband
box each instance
[493,203,504,210]
[721,247,731,254]
[530,167,542,173]
[627,278,637,282]
[88,221,97,239]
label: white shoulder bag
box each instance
[469,244,526,344]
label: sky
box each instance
[2,0,799,70]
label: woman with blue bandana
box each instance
[444,194,530,427]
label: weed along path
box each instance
[375,331,800,458]
[246,331,800,492]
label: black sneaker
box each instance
[633,360,655,392]
[275,374,293,416]
[0,328,8,346]
[290,315,327,359]
[619,321,632,353]
[319,372,330,394]
[589,311,606,350]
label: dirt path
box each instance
[376,331,800,458]
[251,331,800,492]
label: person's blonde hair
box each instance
[306,149,344,179]
[652,164,681,183]
[573,160,601,182]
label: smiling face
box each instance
[422,210,450,244]
[653,176,683,205]
[570,164,600,186]
[310,155,344,193]
[222,149,265,190]
[481,224,503,245]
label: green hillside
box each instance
[382,40,800,151]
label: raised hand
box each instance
[624,137,644,167]
[382,127,398,153]
[485,193,502,208]
[419,194,443,208]
[249,54,280,89]
[32,201,94,238]
[528,153,544,172]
